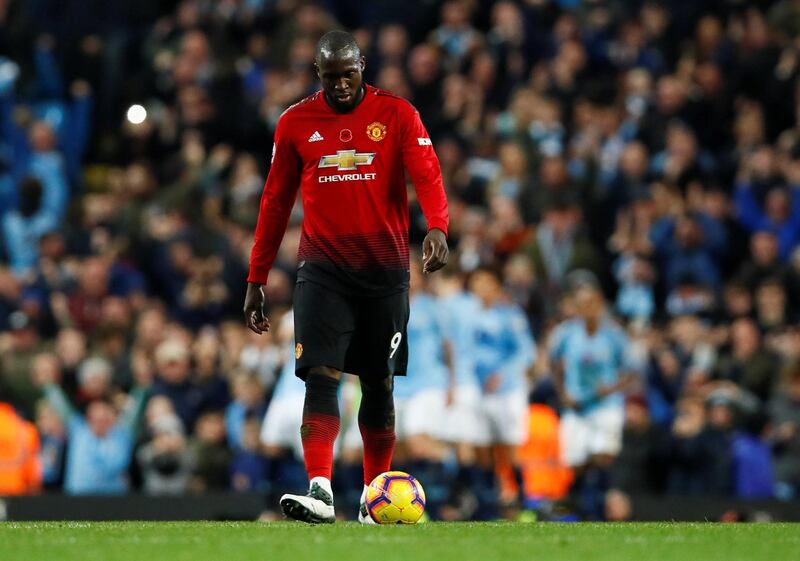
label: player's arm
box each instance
[436,303,457,405]
[400,105,449,273]
[596,329,638,398]
[548,325,578,410]
[442,339,456,406]
[501,308,536,377]
[245,115,302,334]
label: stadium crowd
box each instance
[2,0,800,521]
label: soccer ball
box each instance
[364,471,426,524]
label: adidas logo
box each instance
[308,131,324,142]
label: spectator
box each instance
[230,417,267,492]
[151,339,203,431]
[74,356,113,410]
[736,231,788,291]
[0,314,47,420]
[524,199,602,294]
[0,395,41,495]
[713,318,780,402]
[38,367,147,495]
[137,413,193,495]
[609,395,670,494]
[224,372,266,450]
[769,363,800,499]
[755,278,791,332]
[1,177,59,276]
[650,211,726,291]
[669,394,734,495]
[35,400,65,489]
[189,410,232,492]
[192,330,230,413]
[64,257,111,334]
[734,180,800,261]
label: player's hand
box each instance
[244,282,270,334]
[595,383,619,399]
[483,373,501,394]
[445,386,455,408]
[422,228,448,274]
[559,393,580,412]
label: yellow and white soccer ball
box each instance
[365,471,426,524]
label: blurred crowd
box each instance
[1,0,800,521]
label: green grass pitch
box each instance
[1,521,797,561]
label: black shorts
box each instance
[293,280,409,379]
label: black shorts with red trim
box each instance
[292,277,409,380]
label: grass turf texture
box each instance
[1,521,797,561]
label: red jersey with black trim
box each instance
[248,84,449,294]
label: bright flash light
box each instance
[126,104,147,125]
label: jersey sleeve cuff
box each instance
[246,270,269,285]
[427,219,448,237]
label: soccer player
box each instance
[468,267,535,513]
[260,311,306,463]
[433,266,485,516]
[549,281,636,470]
[244,30,449,524]
[393,258,450,469]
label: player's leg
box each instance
[334,377,366,512]
[401,389,448,515]
[577,405,625,518]
[391,397,411,463]
[353,374,395,525]
[493,391,529,509]
[280,281,354,523]
[472,396,501,520]
[587,405,624,467]
[345,290,408,523]
[440,385,483,520]
[279,366,341,523]
[260,397,305,519]
[358,375,396,475]
[559,409,602,518]
[403,389,447,462]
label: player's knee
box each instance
[303,370,341,417]
[304,366,341,381]
[358,376,395,429]
[361,375,393,397]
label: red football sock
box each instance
[301,412,340,480]
[360,424,396,485]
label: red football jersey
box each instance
[248,85,449,292]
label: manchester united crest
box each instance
[366,121,387,142]
[295,343,303,360]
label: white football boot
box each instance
[280,477,336,524]
[358,485,378,525]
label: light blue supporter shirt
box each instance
[548,318,632,413]
[472,302,535,395]
[438,291,481,390]
[45,384,147,495]
[272,348,306,401]
[395,293,449,400]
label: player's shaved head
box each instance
[316,30,361,64]
[315,30,366,112]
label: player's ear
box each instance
[313,61,321,79]
[359,56,366,72]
